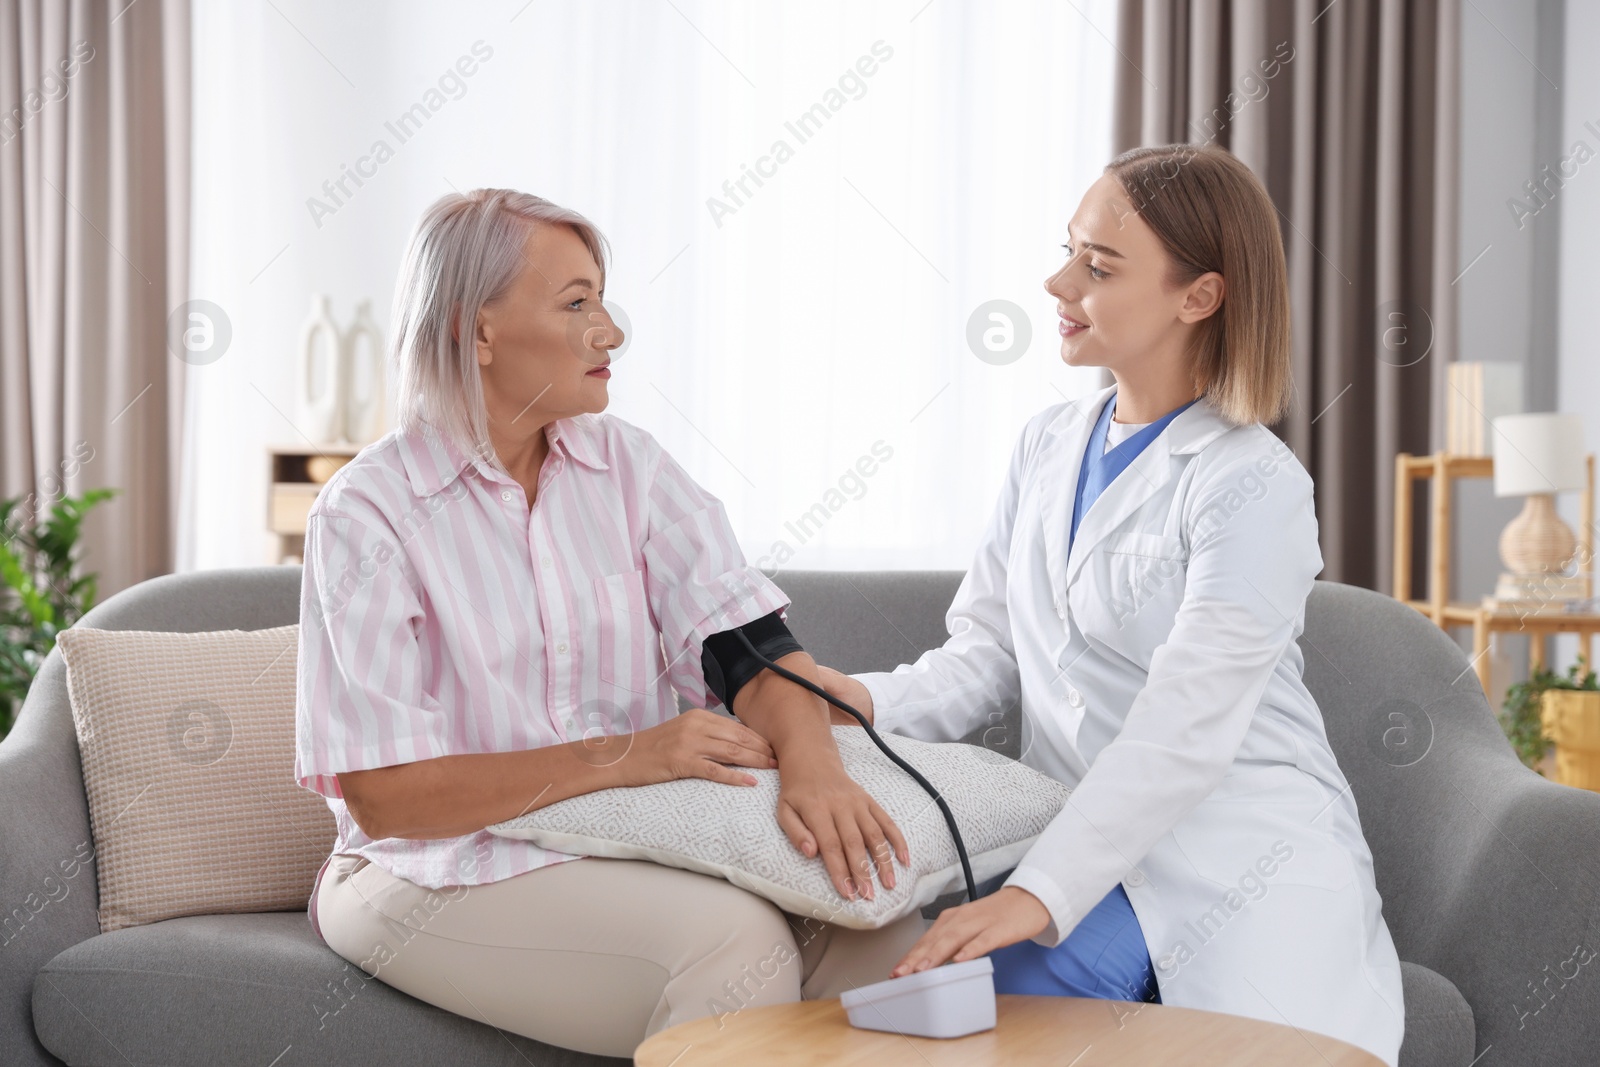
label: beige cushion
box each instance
[490,724,1071,928]
[55,624,333,933]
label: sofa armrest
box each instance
[1296,581,1600,1064]
[1413,740,1600,1063]
[0,650,103,1065]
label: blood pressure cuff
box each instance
[701,610,805,710]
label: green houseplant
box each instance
[0,488,117,738]
[1500,654,1599,774]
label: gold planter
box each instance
[1540,690,1600,791]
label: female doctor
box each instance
[816,144,1406,1066]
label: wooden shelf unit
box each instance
[268,443,363,563]
[1393,451,1597,692]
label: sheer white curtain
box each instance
[183,0,1116,573]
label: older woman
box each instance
[293,189,927,1058]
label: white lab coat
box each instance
[855,384,1405,1066]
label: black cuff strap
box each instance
[701,610,805,710]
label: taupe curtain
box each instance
[0,0,190,597]
[1113,0,1460,593]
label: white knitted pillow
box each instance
[488,725,1071,928]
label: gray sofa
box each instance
[3,566,1597,1065]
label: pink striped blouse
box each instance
[294,413,789,935]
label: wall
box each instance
[1556,0,1600,676]
[1453,0,1580,697]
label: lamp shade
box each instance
[1491,413,1587,496]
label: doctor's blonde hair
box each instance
[1104,144,1291,427]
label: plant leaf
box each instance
[0,539,54,627]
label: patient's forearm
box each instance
[730,651,840,760]
[338,737,632,841]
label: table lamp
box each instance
[1490,413,1588,604]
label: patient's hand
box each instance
[733,655,903,900]
[815,665,874,727]
[775,754,908,902]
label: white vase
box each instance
[341,300,387,444]
[297,294,345,443]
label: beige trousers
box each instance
[314,852,932,1059]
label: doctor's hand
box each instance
[814,665,874,727]
[889,886,1052,978]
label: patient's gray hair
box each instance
[389,188,610,465]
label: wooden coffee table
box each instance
[633,994,1387,1065]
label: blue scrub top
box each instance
[1070,389,1201,553]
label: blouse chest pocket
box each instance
[1074,531,1190,644]
[592,569,663,697]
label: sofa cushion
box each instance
[32,911,625,1066]
[1397,961,1475,1067]
[489,723,1070,928]
[53,625,334,931]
